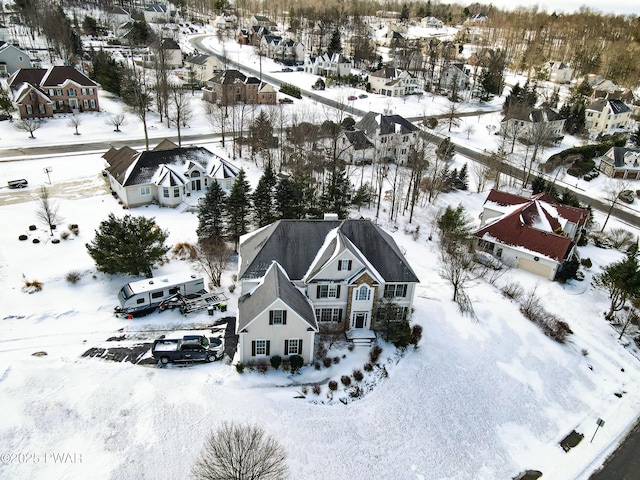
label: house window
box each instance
[68,88,76,96]
[226,180,232,189]
[81,88,87,95]
[315,308,343,323]
[89,88,94,95]
[25,105,32,115]
[355,285,371,301]
[90,99,96,109]
[381,137,387,144]
[191,171,200,177]
[384,284,408,298]
[252,339,269,356]
[57,100,64,109]
[389,306,408,321]
[285,338,301,355]
[401,148,407,155]
[83,100,89,109]
[56,89,62,96]
[140,186,151,195]
[269,309,287,325]
[38,104,45,114]
[163,188,169,198]
[402,135,408,142]
[338,259,352,271]
[173,187,180,198]
[317,284,340,298]
[48,89,55,96]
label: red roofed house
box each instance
[7,66,99,119]
[473,190,589,280]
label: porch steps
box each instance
[175,201,192,213]
[351,337,373,348]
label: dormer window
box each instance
[338,259,352,271]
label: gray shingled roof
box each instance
[239,219,419,283]
[237,262,317,331]
[343,130,374,151]
[602,147,640,168]
[587,98,631,114]
[355,111,418,136]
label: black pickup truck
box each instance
[151,334,224,365]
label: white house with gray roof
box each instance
[585,98,632,135]
[237,219,420,363]
[103,139,239,208]
[355,111,419,165]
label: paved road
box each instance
[589,419,640,480]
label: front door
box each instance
[354,313,366,329]
[191,179,201,191]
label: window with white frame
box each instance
[254,339,267,355]
[269,309,287,325]
[286,338,300,355]
[48,88,54,96]
[355,285,371,301]
[25,105,33,115]
[338,259,352,271]
[81,88,87,95]
[67,88,76,96]
[89,99,96,109]
[317,284,340,298]
[163,188,169,198]
[140,186,151,195]
[315,308,342,323]
[173,187,180,198]
[38,104,45,114]
[83,100,89,109]
[56,89,62,96]
[89,88,94,95]
[384,284,407,298]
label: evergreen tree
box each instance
[327,28,342,56]
[594,249,640,320]
[275,176,301,219]
[0,86,15,117]
[400,4,410,22]
[456,163,468,190]
[436,136,455,161]
[373,297,412,348]
[197,181,227,242]
[86,214,169,277]
[250,111,274,157]
[252,164,277,227]
[531,176,547,194]
[291,169,318,218]
[90,50,123,96]
[320,167,351,218]
[477,49,506,100]
[225,169,252,246]
[630,126,640,147]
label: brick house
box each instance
[8,66,99,119]
[202,69,276,105]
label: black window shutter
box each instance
[348,260,352,270]
[269,311,273,325]
[298,339,303,355]
[402,284,407,297]
[316,285,321,297]
[338,309,343,322]
[282,310,287,325]
[284,339,289,354]
[336,285,341,297]
[266,341,270,356]
[251,341,256,356]
[338,261,342,271]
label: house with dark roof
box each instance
[440,63,471,94]
[183,53,222,85]
[500,106,565,146]
[103,139,240,208]
[355,111,419,165]
[203,69,276,105]
[368,67,420,96]
[585,98,632,135]
[598,147,640,180]
[548,62,573,83]
[237,262,318,364]
[237,218,420,362]
[337,130,375,164]
[144,4,170,23]
[7,66,99,119]
[303,52,352,76]
[474,190,588,280]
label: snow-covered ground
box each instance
[1,27,640,480]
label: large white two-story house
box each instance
[354,112,419,165]
[236,219,420,364]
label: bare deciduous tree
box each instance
[195,238,233,288]
[16,119,41,139]
[601,180,631,232]
[192,422,288,480]
[169,82,193,147]
[36,187,62,235]
[107,113,127,132]
[205,102,229,148]
[67,115,82,135]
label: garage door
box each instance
[517,258,553,279]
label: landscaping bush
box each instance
[235,362,245,374]
[322,357,332,368]
[332,356,340,365]
[501,281,524,300]
[581,258,592,269]
[328,380,338,391]
[314,362,321,370]
[60,231,70,240]
[256,360,269,374]
[606,228,636,249]
[22,279,43,293]
[349,385,362,398]
[369,345,383,363]
[316,342,327,360]
[66,270,83,284]
[289,355,304,373]
[18,234,27,241]
[520,289,573,343]
[270,355,282,370]
[279,83,301,99]
[29,225,36,231]
[51,239,60,244]
[32,238,40,244]
[590,231,613,249]
[312,384,321,395]
[172,242,197,260]
[363,363,373,372]
[340,375,351,386]
[410,324,423,347]
[424,117,438,129]
[353,369,364,381]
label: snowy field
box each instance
[1,26,640,480]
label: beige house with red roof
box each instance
[473,190,589,280]
[8,66,99,119]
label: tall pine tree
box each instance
[275,176,300,219]
[226,169,252,247]
[320,167,351,218]
[327,28,342,56]
[252,164,277,227]
[197,181,227,242]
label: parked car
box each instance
[618,190,635,204]
[281,67,293,72]
[152,333,225,365]
[296,67,304,71]
[358,94,368,99]
[279,98,294,104]
[7,179,28,189]
[347,95,358,101]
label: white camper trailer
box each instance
[116,273,205,315]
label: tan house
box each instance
[585,98,632,135]
[183,53,222,85]
[237,219,420,364]
[203,69,276,105]
[598,147,640,180]
[8,66,99,119]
